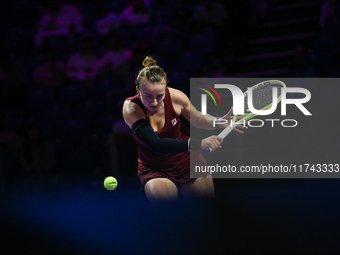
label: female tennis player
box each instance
[123,56,246,201]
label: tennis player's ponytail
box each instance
[135,56,167,88]
[142,56,157,67]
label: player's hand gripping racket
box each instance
[208,80,286,152]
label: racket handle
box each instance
[206,117,246,153]
[218,117,246,140]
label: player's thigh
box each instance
[144,178,178,202]
[179,174,214,198]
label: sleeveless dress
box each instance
[126,87,207,187]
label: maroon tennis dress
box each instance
[126,87,207,187]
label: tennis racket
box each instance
[208,80,286,152]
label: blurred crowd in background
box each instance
[0,0,339,191]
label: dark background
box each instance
[1,0,340,254]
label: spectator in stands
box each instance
[192,0,227,31]
[35,0,84,46]
[120,0,151,26]
[33,46,67,86]
[67,35,98,83]
[98,33,132,85]
[96,0,151,35]
[22,121,56,179]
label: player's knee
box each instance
[144,179,178,202]
[197,178,215,197]
[180,175,215,198]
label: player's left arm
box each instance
[170,88,219,130]
[170,88,247,132]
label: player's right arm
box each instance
[122,99,146,129]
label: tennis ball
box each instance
[104,176,118,191]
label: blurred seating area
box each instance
[0,0,339,189]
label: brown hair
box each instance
[135,56,167,88]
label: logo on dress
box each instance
[171,118,177,126]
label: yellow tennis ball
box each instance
[104,176,118,190]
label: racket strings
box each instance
[245,85,283,110]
